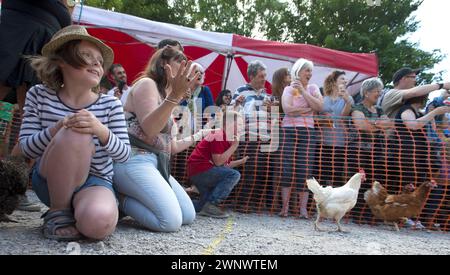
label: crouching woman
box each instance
[187,111,249,218]
[19,25,131,241]
[113,47,198,232]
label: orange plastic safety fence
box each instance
[172,115,449,232]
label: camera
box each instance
[117,80,126,93]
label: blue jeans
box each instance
[190,166,241,212]
[113,153,195,232]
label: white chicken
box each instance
[307,169,366,232]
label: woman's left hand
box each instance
[64,109,107,136]
[338,85,351,101]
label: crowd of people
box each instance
[0,0,449,242]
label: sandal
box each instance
[41,209,83,242]
[299,211,310,219]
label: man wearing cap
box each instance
[381,67,450,119]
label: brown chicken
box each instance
[0,156,29,222]
[364,180,437,231]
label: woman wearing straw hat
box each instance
[18,25,131,241]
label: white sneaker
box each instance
[414,221,425,230]
[404,218,416,228]
[404,219,425,230]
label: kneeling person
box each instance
[187,111,248,218]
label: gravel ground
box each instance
[1,191,449,255]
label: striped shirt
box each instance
[233,84,271,114]
[19,84,130,183]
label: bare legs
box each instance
[298,191,309,218]
[279,187,291,217]
[280,187,310,218]
[73,186,118,239]
[39,128,117,239]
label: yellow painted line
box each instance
[202,215,235,255]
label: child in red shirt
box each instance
[187,111,248,218]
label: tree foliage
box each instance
[84,0,444,84]
[284,0,443,83]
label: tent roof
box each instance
[71,5,378,95]
[73,5,233,53]
[232,35,378,76]
[73,5,378,76]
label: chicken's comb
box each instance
[358,168,365,174]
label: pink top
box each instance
[282,84,321,128]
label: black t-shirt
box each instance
[394,104,428,156]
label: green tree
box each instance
[84,0,123,11]
[85,0,177,24]
[285,0,444,83]
[84,0,443,83]
[170,0,290,38]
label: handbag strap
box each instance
[128,133,163,155]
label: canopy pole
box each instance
[77,0,85,24]
[347,72,360,88]
[222,53,234,91]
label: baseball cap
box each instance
[392,67,421,85]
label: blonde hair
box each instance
[323,71,345,97]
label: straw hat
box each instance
[42,25,114,70]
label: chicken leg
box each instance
[335,218,348,233]
[393,222,400,232]
[314,203,324,232]
[383,221,400,231]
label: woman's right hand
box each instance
[235,95,245,105]
[291,80,305,95]
[164,60,199,102]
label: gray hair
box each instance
[247,60,267,79]
[291,58,314,80]
[360,77,384,99]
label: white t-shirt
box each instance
[107,85,132,106]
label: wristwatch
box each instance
[66,0,80,8]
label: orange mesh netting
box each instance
[172,115,449,232]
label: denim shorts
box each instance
[32,161,116,207]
